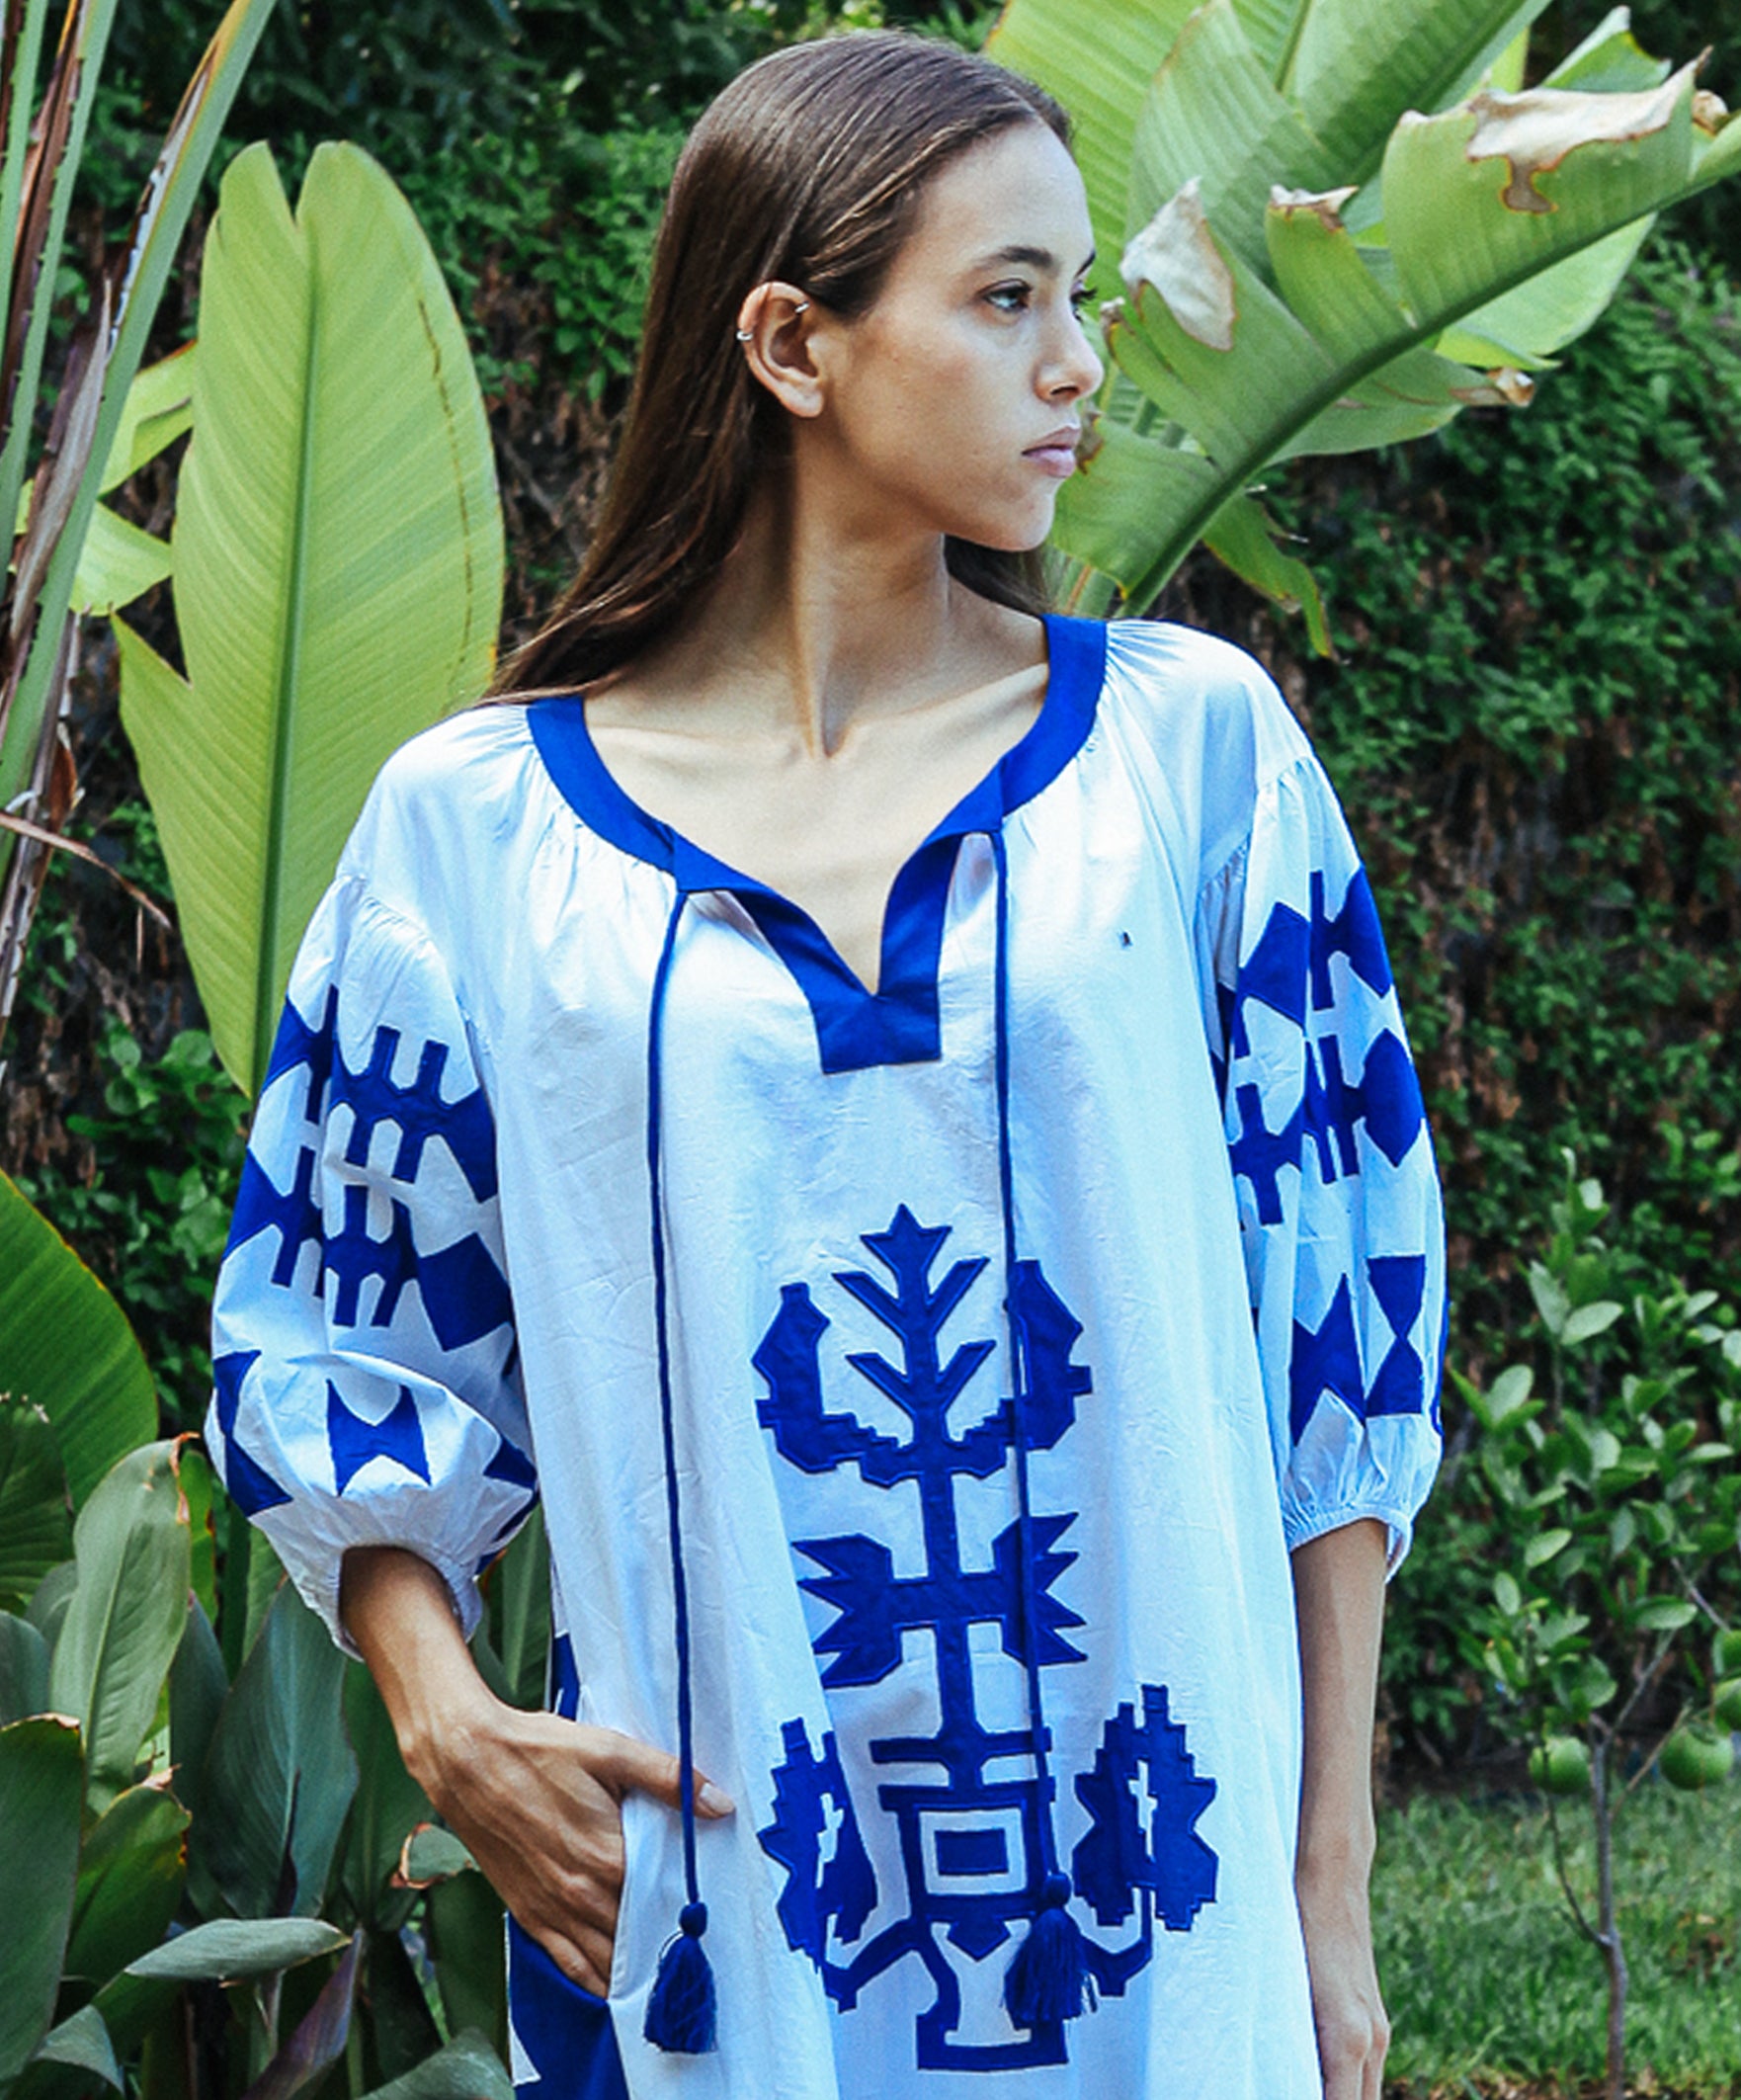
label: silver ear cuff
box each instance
[736,299,809,341]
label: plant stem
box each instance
[1592,1732,1628,2100]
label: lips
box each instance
[1025,426,1081,456]
[1024,427,1080,477]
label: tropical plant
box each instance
[0,1173,155,1509]
[986,0,1741,642]
[0,0,274,1042]
[115,137,505,1099]
[1460,1157,1741,2100]
[0,1416,537,2100]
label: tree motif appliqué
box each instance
[754,1206,1218,2070]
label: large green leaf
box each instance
[26,2006,121,2092]
[357,2031,512,2100]
[63,1778,190,1986]
[0,1174,155,1505]
[986,0,1198,287]
[425,1873,507,2061]
[122,139,504,1099]
[0,1715,83,2082]
[0,1397,71,1611]
[1007,0,1741,630]
[47,1439,193,1814]
[359,1934,444,2087]
[1049,418,1220,588]
[93,1918,348,2062]
[1282,0,1551,177]
[124,1917,348,1984]
[166,1595,227,1821]
[1201,487,1328,651]
[0,1220,140,1504]
[1130,0,1337,262]
[0,1609,50,1722]
[196,1578,358,1918]
[340,1661,430,1931]
[25,1560,77,1650]
[491,1506,550,1713]
[1383,63,1699,336]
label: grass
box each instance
[1373,1775,1741,2097]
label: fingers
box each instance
[533,1920,612,1998]
[1315,2008,1389,2100]
[592,1729,734,1817]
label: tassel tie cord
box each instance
[991,828,1095,2030]
[643,893,718,2056]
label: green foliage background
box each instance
[8,0,1741,1769]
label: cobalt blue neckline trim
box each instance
[528,612,1109,1073]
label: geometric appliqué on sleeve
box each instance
[210,1348,291,1516]
[326,1381,431,1493]
[263,986,497,1202]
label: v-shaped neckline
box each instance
[528,612,1109,1071]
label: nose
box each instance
[1045,300,1105,403]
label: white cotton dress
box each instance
[207,613,1445,2099]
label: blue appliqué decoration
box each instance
[1308,867,1392,1011]
[327,1381,431,1493]
[1289,1258,1431,1443]
[1366,1254,1428,1419]
[756,1208,1217,2070]
[226,987,513,1356]
[1230,1026,1425,1226]
[211,1349,291,1515]
[227,1148,323,1283]
[758,1721,877,1992]
[260,983,498,1200]
[1073,1685,1218,1993]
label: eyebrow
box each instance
[972,243,1098,275]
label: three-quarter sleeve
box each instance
[1197,726,1445,1572]
[207,874,536,1652]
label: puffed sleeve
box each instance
[1196,695,1446,1573]
[206,873,536,1652]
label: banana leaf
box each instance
[0,1714,83,2084]
[0,1171,154,1507]
[46,1439,192,1815]
[119,140,504,1099]
[987,0,1741,633]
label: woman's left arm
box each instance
[1291,1516,1390,2100]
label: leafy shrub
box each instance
[1454,1158,1741,2097]
[17,1020,246,1433]
[1271,234,1741,1349]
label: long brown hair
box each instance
[491,30,1070,700]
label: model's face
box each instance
[807,124,1104,551]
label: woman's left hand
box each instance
[1296,1865,1389,2100]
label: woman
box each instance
[208,29,1443,2100]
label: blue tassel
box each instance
[644,1901,717,2054]
[1004,1874,1095,2028]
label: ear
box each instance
[735,280,824,420]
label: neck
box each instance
[640,473,977,757]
